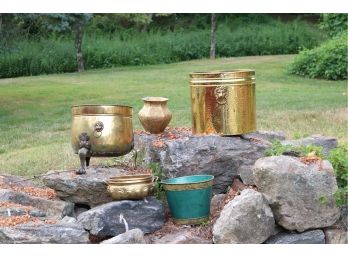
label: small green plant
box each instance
[265,140,324,158]
[319,196,328,204]
[329,144,348,207]
[149,162,166,201]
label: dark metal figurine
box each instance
[77,132,91,175]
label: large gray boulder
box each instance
[265,229,325,244]
[135,134,268,193]
[0,189,74,219]
[324,228,348,244]
[324,206,348,244]
[213,189,275,244]
[77,196,164,237]
[242,130,286,142]
[0,223,90,244]
[281,134,337,156]
[253,156,340,232]
[101,229,146,244]
[42,167,126,207]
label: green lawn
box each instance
[0,55,347,176]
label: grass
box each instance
[0,55,347,177]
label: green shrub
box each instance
[329,144,348,207]
[289,34,347,80]
[320,14,348,38]
[0,19,325,78]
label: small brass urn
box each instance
[138,97,172,134]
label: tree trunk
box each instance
[210,13,217,59]
[74,22,85,72]
[0,14,2,34]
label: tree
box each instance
[44,14,92,72]
[210,13,217,59]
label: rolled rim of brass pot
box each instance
[190,69,255,85]
[142,96,169,103]
[107,174,153,184]
[72,104,133,117]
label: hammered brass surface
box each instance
[71,105,134,157]
[190,70,256,135]
[106,180,154,200]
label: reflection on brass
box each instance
[173,216,209,225]
[162,180,213,191]
[138,97,172,134]
[71,105,134,174]
[106,175,156,200]
[190,70,256,135]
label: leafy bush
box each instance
[320,14,348,38]
[288,34,347,80]
[0,19,325,78]
[329,144,348,207]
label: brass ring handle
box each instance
[94,121,104,138]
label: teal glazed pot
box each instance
[161,175,214,225]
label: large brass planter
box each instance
[190,70,256,135]
[71,105,134,174]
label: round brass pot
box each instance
[106,175,157,200]
[138,97,172,134]
[71,105,134,174]
[71,105,134,156]
[190,69,256,135]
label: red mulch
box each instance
[0,179,58,227]
[0,181,56,200]
[0,214,40,227]
[135,127,192,149]
[299,156,323,167]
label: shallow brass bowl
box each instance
[106,181,155,200]
[106,175,157,200]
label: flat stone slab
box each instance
[101,229,146,244]
[77,196,165,237]
[265,229,325,244]
[135,133,269,193]
[0,189,74,219]
[42,167,126,207]
[281,134,337,156]
[0,223,90,243]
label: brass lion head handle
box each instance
[94,121,104,137]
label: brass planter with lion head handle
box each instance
[190,69,256,135]
[71,105,134,174]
